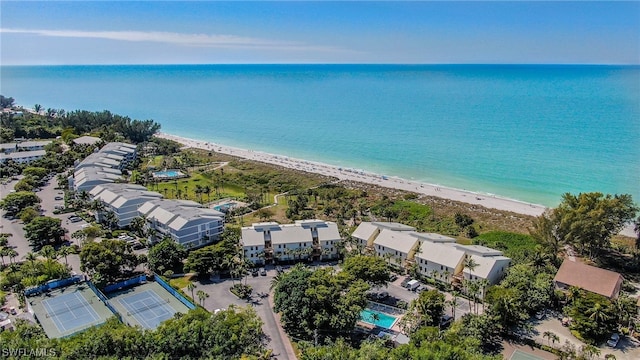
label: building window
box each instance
[440,265,443,270]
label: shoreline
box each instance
[156,132,549,218]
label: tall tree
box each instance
[555,192,638,259]
[147,238,187,274]
[341,255,391,288]
[24,216,65,249]
[80,239,141,286]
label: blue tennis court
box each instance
[41,291,100,334]
[118,289,174,329]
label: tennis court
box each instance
[28,283,114,338]
[509,350,546,360]
[107,281,190,330]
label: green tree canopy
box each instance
[22,167,48,180]
[80,239,142,287]
[399,289,445,334]
[147,238,187,274]
[568,290,619,344]
[341,255,391,287]
[273,264,369,341]
[24,216,65,249]
[555,192,638,259]
[0,191,41,213]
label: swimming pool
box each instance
[360,309,398,329]
[152,169,185,179]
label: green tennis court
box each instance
[509,350,545,360]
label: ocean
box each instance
[1,64,638,207]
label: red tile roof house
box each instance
[553,259,624,299]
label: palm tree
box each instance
[7,249,18,264]
[39,245,57,260]
[25,252,38,263]
[383,252,393,266]
[196,290,207,306]
[0,247,8,266]
[463,256,479,280]
[187,282,196,301]
[587,302,610,323]
[57,246,75,265]
[447,292,459,318]
[194,184,203,203]
[543,331,556,346]
[579,344,600,360]
[203,185,211,203]
[130,216,147,238]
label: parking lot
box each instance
[190,267,295,360]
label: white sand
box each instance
[156,132,549,217]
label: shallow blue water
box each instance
[360,309,398,329]
[2,64,638,207]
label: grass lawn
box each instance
[151,173,240,203]
[169,275,195,290]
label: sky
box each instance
[1,1,639,65]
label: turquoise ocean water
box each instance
[1,65,638,207]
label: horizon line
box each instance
[2,62,639,67]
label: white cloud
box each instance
[0,28,352,53]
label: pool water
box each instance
[152,170,184,178]
[360,309,398,329]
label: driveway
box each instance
[531,314,640,360]
[188,267,296,360]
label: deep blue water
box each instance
[2,64,638,207]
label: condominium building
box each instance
[138,199,224,249]
[89,183,162,227]
[241,220,341,264]
[0,150,47,164]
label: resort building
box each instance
[553,259,624,299]
[99,142,137,166]
[372,229,420,268]
[456,245,511,284]
[241,220,341,264]
[71,166,123,193]
[70,141,137,193]
[350,222,511,289]
[415,243,467,284]
[0,150,47,164]
[89,183,162,228]
[351,222,416,249]
[138,199,224,249]
[0,140,51,153]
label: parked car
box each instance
[54,196,64,200]
[376,291,389,300]
[276,265,283,274]
[251,268,259,277]
[607,333,620,348]
[440,315,454,328]
[389,274,398,282]
[535,311,545,320]
[407,280,421,291]
[9,307,17,315]
[69,217,82,223]
[259,268,267,276]
[400,277,412,288]
[561,317,571,327]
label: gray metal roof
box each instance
[373,229,419,254]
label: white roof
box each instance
[410,232,456,243]
[416,242,467,269]
[371,222,416,232]
[463,254,511,279]
[373,229,419,254]
[272,225,312,244]
[456,244,503,257]
[140,199,222,230]
[352,222,379,241]
[316,222,341,241]
[90,183,162,209]
[0,150,46,160]
[73,136,102,145]
[241,227,268,247]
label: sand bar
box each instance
[156,132,549,217]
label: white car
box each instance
[607,333,620,348]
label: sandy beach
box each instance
[156,132,549,217]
